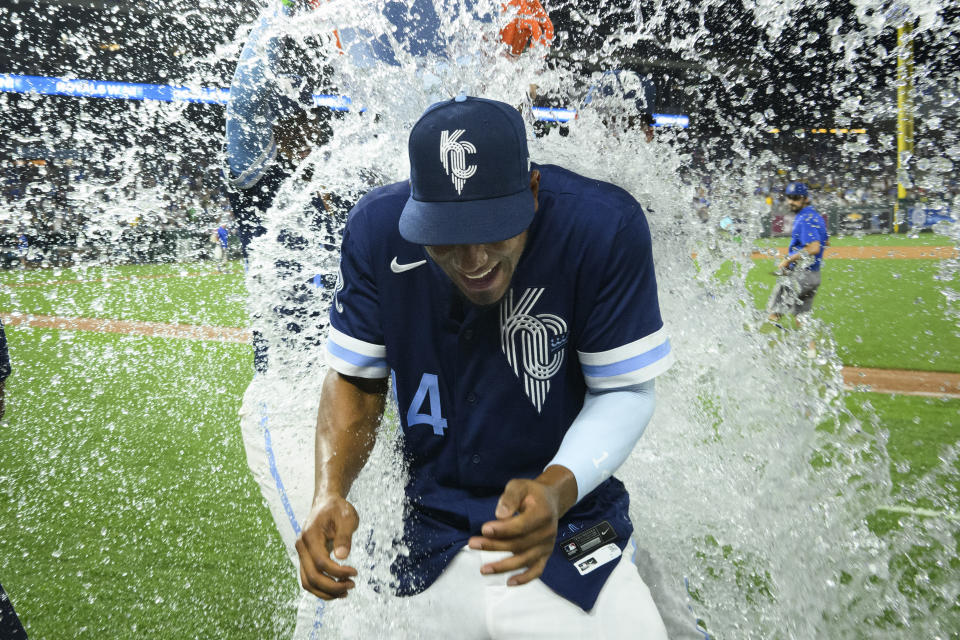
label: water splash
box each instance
[1,0,958,637]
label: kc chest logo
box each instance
[500,288,569,413]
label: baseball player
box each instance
[226,4,554,636]
[213,223,230,270]
[767,182,828,335]
[297,96,677,637]
[17,233,28,269]
[225,0,554,370]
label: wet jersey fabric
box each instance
[788,205,828,272]
[325,163,673,611]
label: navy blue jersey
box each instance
[788,205,828,271]
[326,164,673,610]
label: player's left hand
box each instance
[468,477,566,586]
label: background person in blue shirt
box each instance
[17,233,28,269]
[296,97,682,638]
[212,222,230,271]
[767,182,828,339]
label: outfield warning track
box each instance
[3,311,958,399]
[0,311,251,343]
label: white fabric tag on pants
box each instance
[574,542,621,576]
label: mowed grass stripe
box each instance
[6,309,959,396]
[0,262,248,328]
[0,261,243,286]
[752,245,957,259]
[745,257,959,373]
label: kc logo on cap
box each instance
[440,130,477,195]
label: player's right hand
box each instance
[295,495,360,600]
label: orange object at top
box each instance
[500,0,554,55]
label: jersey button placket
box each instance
[466,391,477,404]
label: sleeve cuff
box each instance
[578,328,674,390]
[325,326,389,378]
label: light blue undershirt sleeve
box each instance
[545,379,656,504]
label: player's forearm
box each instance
[314,370,388,501]
[546,380,656,504]
[782,241,820,269]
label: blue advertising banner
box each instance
[0,73,231,104]
[531,106,577,123]
[909,206,955,228]
[0,73,691,126]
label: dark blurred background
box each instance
[0,0,957,266]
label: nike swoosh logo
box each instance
[390,257,427,273]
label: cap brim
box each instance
[399,188,536,245]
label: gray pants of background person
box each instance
[635,548,712,639]
[766,269,822,316]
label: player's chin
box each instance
[463,286,510,307]
[456,269,511,306]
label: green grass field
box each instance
[0,327,297,638]
[745,258,959,371]
[1,234,958,637]
[0,262,247,327]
